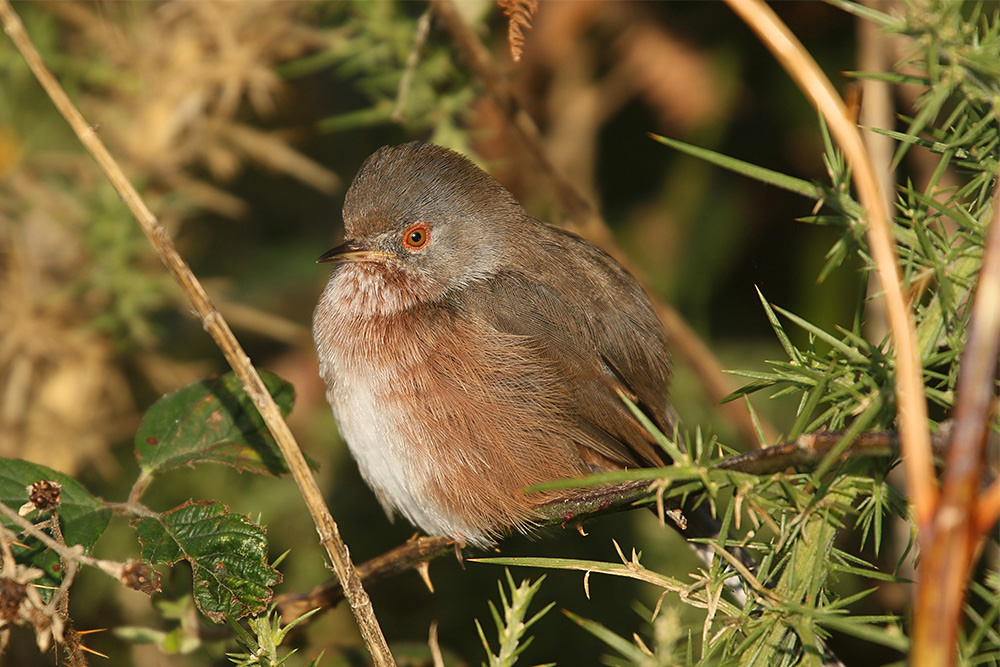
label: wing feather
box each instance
[449,224,671,469]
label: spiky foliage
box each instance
[475,571,555,667]
[480,2,998,665]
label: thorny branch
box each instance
[0,493,156,665]
[721,0,934,531]
[277,429,943,622]
[721,1,996,665]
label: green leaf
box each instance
[650,133,824,200]
[0,459,111,595]
[756,287,802,364]
[617,392,686,463]
[817,615,908,651]
[132,501,282,622]
[825,0,903,29]
[135,371,296,477]
[771,305,869,364]
[562,610,648,664]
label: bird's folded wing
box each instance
[451,261,671,470]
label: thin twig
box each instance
[278,423,938,624]
[392,7,433,123]
[277,481,658,621]
[0,501,104,579]
[716,430,898,474]
[0,4,395,665]
[428,620,445,667]
[654,303,778,445]
[277,536,454,622]
[430,0,600,236]
[1,508,96,666]
[722,0,935,540]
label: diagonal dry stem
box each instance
[720,2,1000,665]
[912,183,1000,665]
[0,3,395,665]
[721,0,935,533]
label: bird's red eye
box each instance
[402,223,430,250]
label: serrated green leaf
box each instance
[135,371,296,477]
[0,458,111,596]
[132,501,281,622]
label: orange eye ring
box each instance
[402,223,430,250]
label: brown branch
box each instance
[976,477,1000,536]
[392,7,433,123]
[431,0,599,237]
[0,502,87,592]
[715,431,899,474]
[912,182,1000,665]
[277,536,455,622]
[653,303,778,446]
[430,0,779,449]
[280,422,944,624]
[722,0,935,547]
[0,4,395,665]
[277,480,658,622]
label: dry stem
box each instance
[912,183,1000,665]
[277,536,455,622]
[721,0,933,532]
[0,3,394,665]
[721,1,999,665]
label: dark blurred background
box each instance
[0,2,900,665]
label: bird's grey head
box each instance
[333,143,527,298]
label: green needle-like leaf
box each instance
[562,609,648,664]
[650,133,825,200]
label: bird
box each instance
[313,142,675,549]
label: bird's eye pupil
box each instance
[403,224,429,249]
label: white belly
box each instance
[314,265,493,546]
[324,338,483,544]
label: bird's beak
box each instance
[317,240,393,264]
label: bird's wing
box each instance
[449,228,671,469]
